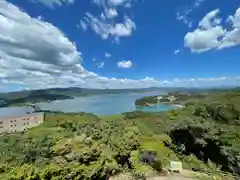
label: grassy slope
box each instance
[0,112,212,179]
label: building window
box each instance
[0,126,3,128]
[0,121,3,124]
[10,120,13,123]
[11,125,13,127]
[14,120,16,122]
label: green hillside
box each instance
[0,89,240,179]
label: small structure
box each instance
[169,161,183,173]
[0,113,44,135]
[168,96,177,103]
[157,96,163,102]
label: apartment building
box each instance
[0,113,44,134]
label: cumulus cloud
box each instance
[184,26,225,53]
[117,60,132,68]
[80,13,136,41]
[108,0,128,6]
[111,17,136,37]
[105,8,118,19]
[1,1,239,91]
[184,7,240,53]
[0,1,161,90]
[198,9,222,29]
[79,0,137,42]
[0,1,81,67]
[30,0,75,8]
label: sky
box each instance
[0,0,240,92]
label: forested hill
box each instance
[0,87,157,107]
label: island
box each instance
[135,91,210,107]
[0,88,240,179]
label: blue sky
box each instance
[0,0,240,92]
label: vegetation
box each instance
[135,91,210,106]
[0,89,240,179]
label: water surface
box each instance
[37,91,176,115]
[0,91,178,117]
[0,106,34,118]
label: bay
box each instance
[37,91,176,115]
[0,91,178,117]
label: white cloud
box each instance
[79,20,88,31]
[228,7,240,28]
[0,1,81,67]
[185,26,225,53]
[105,8,118,19]
[30,0,75,8]
[97,61,105,68]
[1,1,239,91]
[117,60,132,68]
[177,0,206,27]
[111,16,136,37]
[108,0,129,6]
[198,9,221,29]
[184,7,240,53]
[176,11,193,28]
[105,52,111,58]
[174,49,180,54]
[80,13,136,41]
[80,0,137,42]
[93,0,133,7]
[0,1,162,90]
[194,0,206,7]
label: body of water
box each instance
[0,106,34,118]
[0,91,178,117]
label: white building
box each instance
[0,113,44,134]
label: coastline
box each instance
[171,104,184,108]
